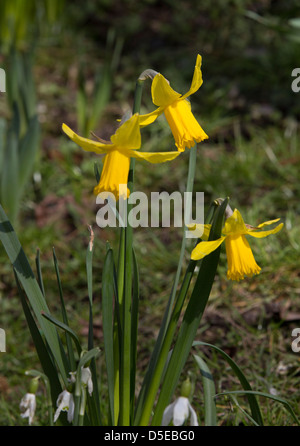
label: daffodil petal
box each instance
[256,218,281,228]
[181,54,203,100]
[187,223,211,240]
[62,123,110,154]
[130,149,181,163]
[247,222,284,238]
[138,107,164,127]
[110,113,141,150]
[151,73,182,107]
[191,236,226,261]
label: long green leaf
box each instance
[130,247,139,418]
[0,205,68,385]
[14,270,62,405]
[52,247,76,371]
[194,354,217,426]
[18,114,40,190]
[85,226,101,426]
[1,122,19,223]
[41,311,82,356]
[102,248,116,425]
[193,341,263,425]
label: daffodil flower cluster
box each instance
[63,54,283,282]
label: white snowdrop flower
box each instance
[81,367,93,396]
[20,393,36,425]
[162,396,199,426]
[54,390,75,423]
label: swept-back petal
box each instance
[247,222,283,238]
[191,236,226,261]
[130,149,181,163]
[62,123,111,154]
[181,54,203,100]
[151,73,182,107]
[110,113,141,150]
[256,218,281,228]
[138,107,164,127]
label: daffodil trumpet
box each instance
[189,208,283,281]
[139,54,208,151]
[62,114,180,201]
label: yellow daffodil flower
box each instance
[189,209,283,281]
[139,54,208,152]
[62,114,180,200]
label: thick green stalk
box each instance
[136,259,197,426]
[119,78,144,426]
[134,144,197,424]
[151,199,228,425]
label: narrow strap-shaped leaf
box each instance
[0,205,68,385]
[35,248,45,296]
[14,270,63,406]
[130,247,139,418]
[193,341,264,426]
[102,248,116,425]
[41,312,82,356]
[151,198,229,425]
[193,354,217,426]
[1,123,19,223]
[52,247,76,371]
[18,114,40,190]
[85,226,101,425]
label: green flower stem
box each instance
[136,258,197,426]
[166,144,197,325]
[78,388,87,426]
[119,78,144,426]
[134,145,197,425]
